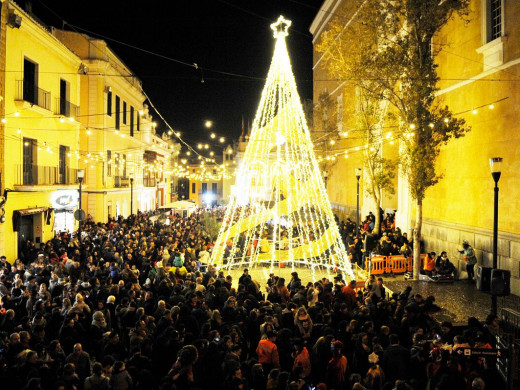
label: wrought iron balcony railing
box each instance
[16,165,84,186]
[16,80,51,110]
[55,97,79,119]
[114,176,130,188]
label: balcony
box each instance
[16,80,51,111]
[16,165,84,186]
[55,97,79,119]
[114,176,130,188]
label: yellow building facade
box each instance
[52,30,178,223]
[0,1,83,261]
[311,0,520,294]
[188,162,224,207]
[0,3,178,261]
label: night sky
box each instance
[19,0,323,150]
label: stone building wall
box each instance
[422,218,520,295]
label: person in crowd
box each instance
[435,251,457,278]
[458,240,477,280]
[0,209,498,390]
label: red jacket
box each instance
[293,347,311,378]
[256,338,280,368]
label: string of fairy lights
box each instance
[1,99,235,182]
[3,0,512,184]
[312,97,508,163]
[210,16,355,280]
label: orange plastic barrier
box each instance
[405,254,427,272]
[369,256,387,275]
[388,255,407,274]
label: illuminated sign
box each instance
[51,190,78,209]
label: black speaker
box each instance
[476,266,492,291]
[491,269,511,296]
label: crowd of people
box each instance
[0,209,502,390]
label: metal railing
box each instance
[55,97,79,118]
[499,308,520,389]
[16,80,51,110]
[114,176,130,188]
[16,165,84,185]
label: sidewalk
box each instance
[384,276,520,324]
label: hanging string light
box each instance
[210,15,354,280]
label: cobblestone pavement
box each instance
[228,265,520,325]
[384,277,520,324]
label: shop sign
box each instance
[51,190,78,209]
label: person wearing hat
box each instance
[458,240,477,280]
[326,340,348,390]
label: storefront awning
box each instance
[15,207,49,216]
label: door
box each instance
[59,145,68,184]
[23,59,37,104]
[23,138,37,184]
[18,216,34,260]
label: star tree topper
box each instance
[271,15,291,39]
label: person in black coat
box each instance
[382,334,410,385]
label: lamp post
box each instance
[323,170,328,189]
[77,169,84,242]
[129,172,134,216]
[355,168,361,240]
[490,157,502,315]
[156,179,160,210]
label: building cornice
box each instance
[436,57,520,96]
[310,0,342,42]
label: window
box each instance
[212,182,217,194]
[477,0,504,70]
[107,90,112,116]
[23,58,38,105]
[123,101,127,125]
[23,137,37,185]
[202,183,208,194]
[59,79,70,116]
[137,113,140,131]
[115,95,120,129]
[130,106,135,136]
[107,150,112,176]
[59,145,69,184]
[489,0,502,41]
[192,183,196,194]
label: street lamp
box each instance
[129,172,134,216]
[490,157,502,315]
[323,170,328,188]
[77,169,84,242]
[355,168,362,240]
[156,179,161,209]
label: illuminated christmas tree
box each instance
[210,16,354,280]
